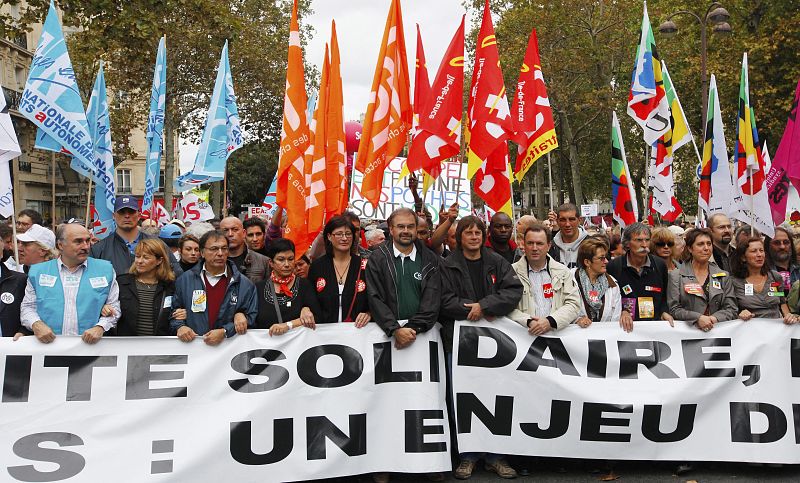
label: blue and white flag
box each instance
[142,36,166,213]
[19,1,95,179]
[85,63,116,239]
[174,41,242,192]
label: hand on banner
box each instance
[12,332,25,341]
[81,326,105,344]
[203,328,226,346]
[300,307,316,329]
[620,310,633,333]
[269,323,291,337]
[576,316,592,328]
[783,313,799,324]
[176,326,197,342]
[661,312,675,327]
[32,320,55,343]
[100,304,117,317]
[354,311,371,328]
[233,313,248,335]
[464,302,484,321]
[738,309,754,321]
[696,315,715,332]
[172,309,187,321]
[394,327,416,349]
[527,317,551,336]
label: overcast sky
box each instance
[181,0,467,171]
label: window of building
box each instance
[158,170,165,192]
[117,169,132,194]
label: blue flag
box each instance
[142,37,167,213]
[174,41,242,192]
[85,63,116,239]
[19,1,95,179]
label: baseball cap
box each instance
[114,196,140,212]
[16,224,56,249]
[667,225,686,237]
[169,219,186,229]
[159,224,183,240]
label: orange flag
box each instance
[512,29,558,182]
[406,16,464,176]
[277,0,310,253]
[305,45,330,247]
[467,0,514,216]
[327,21,346,218]
[355,0,412,208]
[413,24,432,134]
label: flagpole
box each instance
[547,152,554,211]
[223,169,228,217]
[50,152,56,229]
[84,177,93,229]
[748,169,754,236]
[10,211,19,268]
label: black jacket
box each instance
[440,247,523,350]
[365,239,441,336]
[91,231,183,278]
[606,253,669,320]
[0,266,28,337]
[307,253,369,323]
[113,273,175,336]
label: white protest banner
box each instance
[179,192,215,222]
[453,318,800,464]
[350,157,472,223]
[580,203,598,217]
[0,325,450,482]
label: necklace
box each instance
[136,278,157,289]
[333,257,351,285]
[746,273,767,291]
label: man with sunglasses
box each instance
[708,213,734,272]
[607,223,673,330]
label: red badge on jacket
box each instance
[491,274,496,284]
[360,258,368,270]
[316,277,326,292]
[356,280,366,293]
[542,283,554,298]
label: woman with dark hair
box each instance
[667,228,738,332]
[307,216,370,325]
[177,234,201,272]
[573,237,622,328]
[730,237,798,323]
[115,239,185,336]
[254,238,321,335]
[294,253,311,278]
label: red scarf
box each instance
[271,273,295,297]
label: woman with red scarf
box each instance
[254,238,321,335]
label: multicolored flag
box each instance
[85,64,116,239]
[512,28,558,182]
[661,60,697,155]
[734,53,774,237]
[305,44,330,248]
[766,78,800,225]
[406,16,464,177]
[326,21,346,218]
[627,2,670,145]
[142,36,167,214]
[0,80,19,218]
[698,75,741,218]
[355,0,412,208]
[174,41,242,191]
[611,112,638,227]
[467,0,514,216]
[20,1,96,179]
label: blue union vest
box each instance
[28,258,114,334]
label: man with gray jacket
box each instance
[509,224,582,333]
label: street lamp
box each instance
[658,2,732,133]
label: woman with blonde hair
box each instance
[650,227,680,271]
[114,238,185,336]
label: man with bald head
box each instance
[220,216,269,283]
[487,212,518,264]
[20,224,120,344]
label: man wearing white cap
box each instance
[14,224,57,273]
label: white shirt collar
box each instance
[57,257,88,272]
[393,243,417,261]
[202,264,229,279]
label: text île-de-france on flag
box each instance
[406,16,464,178]
[305,44,330,248]
[468,0,514,216]
[698,74,742,218]
[277,0,310,255]
[0,80,20,218]
[627,2,670,145]
[355,0,412,208]
[174,41,242,192]
[611,112,638,227]
[766,78,800,225]
[142,36,167,214]
[734,53,774,237]
[85,64,116,239]
[20,1,96,179]
[327,21,347,219]
[512,28,558,182]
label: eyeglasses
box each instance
[204,246,229,253]
[654,241,675,248]
[331,232,353,239]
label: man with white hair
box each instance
[365,228,385,250]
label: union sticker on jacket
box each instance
[39,274,57,287]
[89,277,108,289]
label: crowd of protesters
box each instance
[3,194,800,481]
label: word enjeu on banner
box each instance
[453,318,800,464]
[0,325,450,482]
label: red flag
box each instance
[512,29,558,182]
[413,24,432,134]
[355,0,412,208]
[305,45,330,247]
[277,0,310,254]
[406,17,464,176]
[327,21,346,218]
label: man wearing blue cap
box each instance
[91,196,182,277]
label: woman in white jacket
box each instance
[572,237,622,327]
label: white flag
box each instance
[0,83,20,218]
